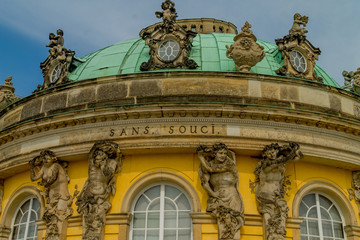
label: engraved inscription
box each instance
[109,124,220,137]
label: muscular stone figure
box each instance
[197,143,244,240]
[76,141,122,240]
[30,150,73,240]
[254,142,302,240]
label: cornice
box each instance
[1,71,359,118]
[1,105,359,147]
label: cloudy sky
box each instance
[0,0,359,97]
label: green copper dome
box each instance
[68,33,339,87]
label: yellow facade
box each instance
[1,151,359,239]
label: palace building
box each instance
[1,1,360,240]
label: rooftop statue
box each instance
[39,29,74,91]
[226,21,265,72]
[46,29,65,59]
[46,29,64,48]
[197,143,244,240]
[289,13,308,37]
[4,76,13,86]
[155,0,177,28]
[76,141,123,240]
[353,68,360,93]
[342,68,360,94]
[30,150,74,240]
[342,70,355,90]
[0,76,20,110]
[251,142,302,240]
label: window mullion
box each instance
[145,195,149,240]
[329,204,336,240]
[315,194,324,240]
[24,198,32,240]
[159,184,165,240]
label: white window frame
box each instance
[129,182,193,240]
[10,196,40,240]
[300,192,347,240]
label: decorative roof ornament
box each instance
[0,76,20,110]
[289,13,308,38]
[4,76,13,86]
[139,0,198,71]
[226,21,265,72]
[155,0,177,32]
[342,68,360,94]
[37,29,74,92]
[275,13,322,82]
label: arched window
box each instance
[130,183,192,240]
[10,197,40,240]
[299,193,346,240]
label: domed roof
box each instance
[68,33,339,87]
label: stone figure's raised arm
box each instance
[229,150,236,165]
[29,156,44,181]
[280,142,302,163]
[103,157,120,178]
[197,150,213,173]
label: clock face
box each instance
[158,39,180,62]
[290,51,307,73]
[51,64,62,83]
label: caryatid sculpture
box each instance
[197,143,244,240]
[76,141,123,240]
[30,150,74,240]
[252,142,302,240]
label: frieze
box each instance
[1,108,360,147]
